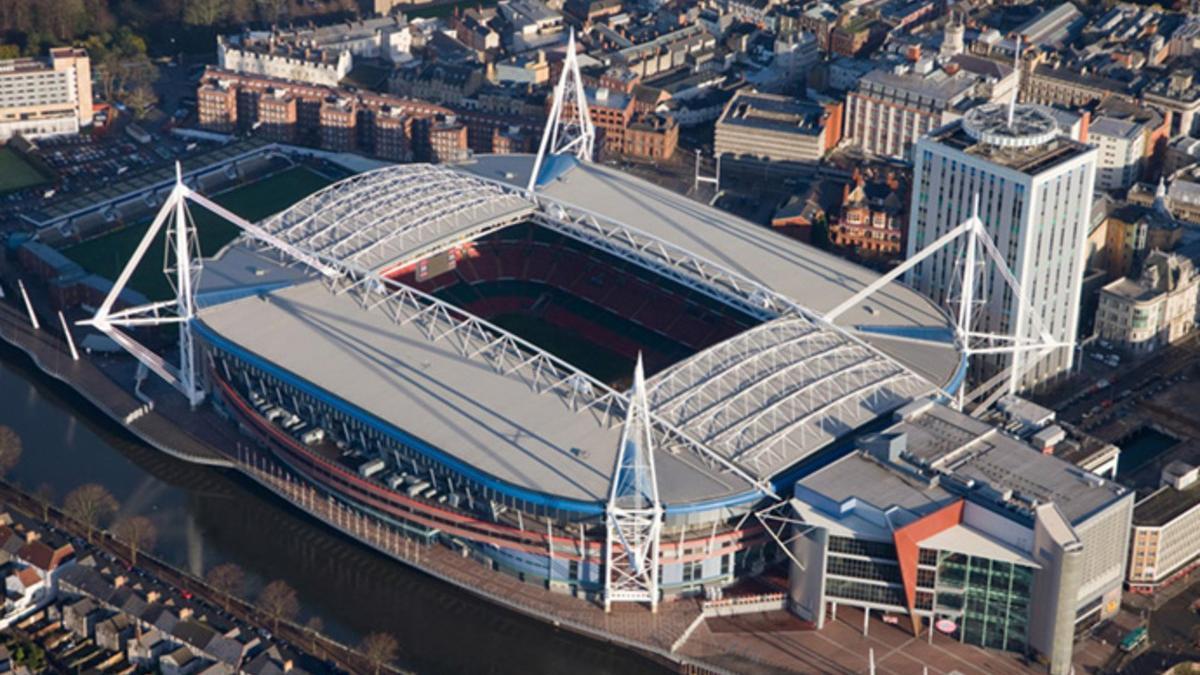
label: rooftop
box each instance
[925,110,1094,175]
[1134,481,1200,527]
[718,90,829,137]
[1090,116,1143,140]
[799,399,1129,529]
[858,67,977,109]
[194,158,963,509]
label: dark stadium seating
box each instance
[384,222,760,381]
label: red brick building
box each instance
[197,68,462,162]
[828,169,907,260]
[624,112,678,160]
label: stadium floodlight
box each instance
[604,355,663,612]
[528,29,595,192]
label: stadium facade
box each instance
[183,154,967,603]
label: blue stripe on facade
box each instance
[196,320,608,515]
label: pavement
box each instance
[678,606,1040,675]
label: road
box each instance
[1037,333,1200,428]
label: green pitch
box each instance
[63,166,333,301]
[0,148,51,193]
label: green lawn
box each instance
[0,148,51,193]
[63,166,333,301]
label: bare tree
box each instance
[255,0,287,24]
[113,515,157,566]
[63,484,119,542]
[205,563,246,611]
[359,633,400,675]
[33,483,55,522]
[0,425,23,477]
[258,580,299,631]
[183,0,230,26]
[304,616,325,655]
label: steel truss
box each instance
[528,29,595,192]
[754,500,815,573]
[823,196,1063,412]
[254,164,533,271]
[330,264,775,496]
[645,317,931,476]
[604,356,663,612]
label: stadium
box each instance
[181,152,967,601]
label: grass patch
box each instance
[63,166,333,301]
[0,147,51,193]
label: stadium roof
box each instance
[196,158,963,510]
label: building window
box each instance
[828,536,897,559]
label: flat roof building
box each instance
[715,90,841,177]
[1128,460,1200,593]
[0,47,92,142]
[907,104,1097,393]
[845,61,980,160]
[788,398,1133,675]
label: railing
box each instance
[701,592,787,617]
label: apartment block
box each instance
[0,48,93,142]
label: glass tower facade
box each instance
[926,549,1032,653]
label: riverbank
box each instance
[0,279,722,674]
[0,477,396,675]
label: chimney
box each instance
[180,607,194,620]
[283,659,295,672]
[114,575,128,588]
[906,44,920,62]
[24,531,39,543]
[146,590,161,604]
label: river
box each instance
[0,345,666,675]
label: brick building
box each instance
[829,169,907,260]
[197,68,462,162]
[624,112,678,160]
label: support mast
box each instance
[604,354,663,612]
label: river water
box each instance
[0,346,666,675]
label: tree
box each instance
[113,515,157,565]
[257,580,299,630]
[63,484,119,542]
[125,84,157,118]
[304,616,325,655]
[183,0,229,27]
[205,563,245,611]
[359,633,399,675]
[255,0,287,24]
[33,483,55,522]
[0,426,23,477]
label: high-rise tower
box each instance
[907,99,1097,393]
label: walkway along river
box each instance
[0,341,668,675]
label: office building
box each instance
[0,47,92,142]
[844,61,980,161]
[1095,249,1199,354]
[1090,116,1147,191]
[788,398,1133,675]
[715,90,842,172]
[907,102,1097,391]
[1128,461,1200,593]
